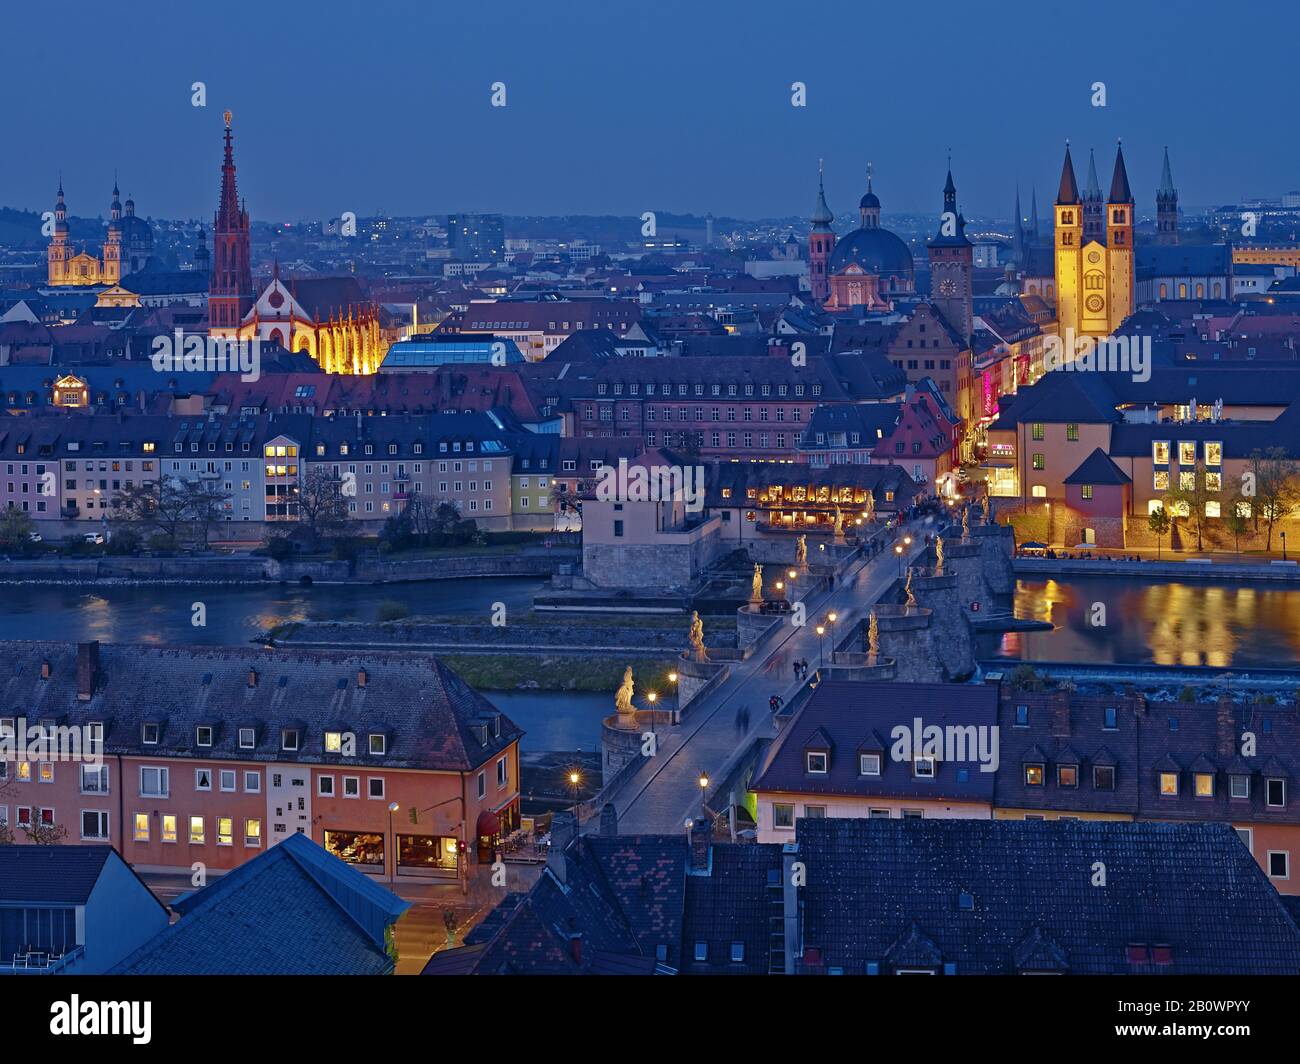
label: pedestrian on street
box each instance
[791,659,800,680]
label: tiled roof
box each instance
[0,641,520,772]
[752,681,999,801]
[112,834,408,975]
[796,818,1300,974]
[0,844,113,905]
[1063,447,1132,485]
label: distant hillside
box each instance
[0,206,108,250]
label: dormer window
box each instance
[913,756,936,778]
[1194,772,1215,797]
[369,733,386,755]
[1057,764,1078,787]
[1230,774,1250,799]
[142,723,159,745]
[1159,771,1179,796]
[859,753,881,776]
[325,731,343,753]
[238,727,255,750]
[281,728,300,752]
[1103,707,1117,730]
[196,726,213,748]
[1014,705,1029,727]
[806,751,828,774]
[1267,778,1287,807]
[1024,763,1045,786]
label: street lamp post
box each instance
[387,801,400,885]
[698,773,710,817]
[815,624,827,668]
[894,543,904,578]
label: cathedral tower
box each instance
[1156,146,1179,246]
[1105,141,1135,332]
[1053,143,1083,338]
[209,111,254,338]
[808,160,835,303]
[1082,149,1104,244]
[928,163,973,343]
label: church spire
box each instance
[1158,145,1176,197]
[1056,143,1080,205]
[1085,149,1101,200]
[811,159,834,231]
[1109,139,1134,204]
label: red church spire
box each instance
[208,110,254,338]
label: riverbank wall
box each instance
[0,550,578,586]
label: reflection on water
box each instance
[0,578,545,647]
[992,577,1300,668]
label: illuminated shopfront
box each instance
[397,834,460,877]
[324,829,385,868]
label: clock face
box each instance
[938,279,958,296]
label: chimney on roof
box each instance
[1050,689,1070,738]
[687,816,712,873]
[781,841,801,976]
[248,669,258,688]
[1216,696,1236,757]
[548,810,578,883]
[40,660,51,681]
[76,641,99,701]
[357,668,368,689]
[599,802,618,836]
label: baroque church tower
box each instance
[808,161,835,303]
[1054,141,1134,339]
[208,111,254,338]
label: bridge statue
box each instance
[904,566,917,608]
[750,563,763,603]
[795,534,807,568]
[689,611,706,661]
[962,507,971,540]
[868,611,880,657]
[615,666,635,718]
[832,505,844,538]
[935,536,945,572]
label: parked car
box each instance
[83,532,107,545]
[27,532,41,543]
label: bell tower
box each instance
[209,110,254,338]
[47,178,70,285]
[1053,143,1083,338]
[928,161,973,344]
[808,160,835,304]
[1156,146,1179,246]
[1106,140,1135,332]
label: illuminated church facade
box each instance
[237,266,384,375]
[207,113,383,373]
[47,179,153,287]
[1052,142,1135,338]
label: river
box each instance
[984,575,1300,669]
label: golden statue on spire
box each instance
[224,110,232,129]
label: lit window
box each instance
[1058,765,1078,787]
[161,815,177,843]
[1194,773,1214,797]
[1024,763,1045,786]
[1159,772,1179,796]
[245,818,262,847]
[189,816,206,844]
[216,817,233,846]
[325,731,343,753]
[134,813,150,842]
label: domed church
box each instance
[809,164,915,310]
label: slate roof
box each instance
[0,844,113,905]
[1136,244,1233,278]
[0,641,520,772]
[752,681,999,802]
[795,818,1300,974]
[1063,447,1132,485]
[112,833,408,975]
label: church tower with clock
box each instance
[1053,141,1135,339]
[927,164,973,344]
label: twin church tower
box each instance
[1054,141,1136,338]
